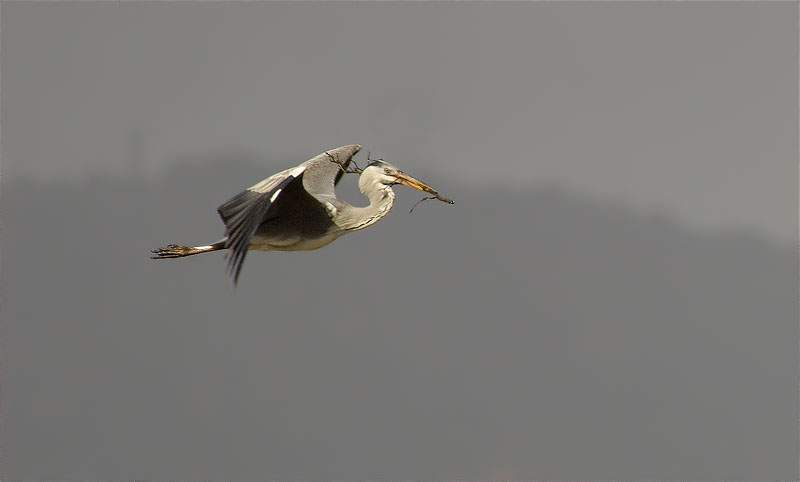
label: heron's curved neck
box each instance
[341,182,395,232]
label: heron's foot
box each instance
[326,151,362,174]
[151,244,200,259]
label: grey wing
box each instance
[215,144,360,284]
[303,144,362,201]
[217,164,307,284]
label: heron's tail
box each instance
[151,241,225,259]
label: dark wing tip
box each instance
[218,174,301,285]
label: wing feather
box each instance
[217,168,303,284]
[302,144,361,202]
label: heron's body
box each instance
[152,144,438,284]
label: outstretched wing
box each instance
[304,144,362,201]
[216,144,361,284]
[217,164,306,284]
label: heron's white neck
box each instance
[340,180,395,232]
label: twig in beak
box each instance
[409,192,455,213]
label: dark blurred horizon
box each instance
[3,158,797,479]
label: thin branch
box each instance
[409,192,455,213]
[326,151,362,174]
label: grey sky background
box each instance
[2,2,798,480]
[3,1,797,243]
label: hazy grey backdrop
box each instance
[2,2,797,479]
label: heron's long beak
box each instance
[394,171,438,194]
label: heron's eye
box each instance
[384,167,391,174]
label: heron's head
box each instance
[361,160,437,194]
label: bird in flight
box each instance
[151,144,453,284]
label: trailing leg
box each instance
[151,240,225,259]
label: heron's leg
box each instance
[151,240,225,259]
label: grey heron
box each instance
[151,144,452,284]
